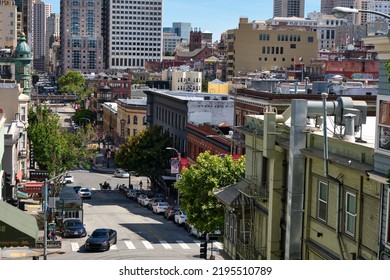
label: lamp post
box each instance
[166,147,181,205]
[43,172,66,260]
[332,6,390,20]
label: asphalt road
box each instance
[48,170,224,260]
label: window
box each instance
[133,116,138,124]
[290,44,296,49]
[308,36,314,43]
[378,98,390,152]
[345,192,357,237]
[317,181,328,222]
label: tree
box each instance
[72,109,96,126]
[57,70,92,105]
[27,105,95,181]
[115,125,173,186]
[175,151,246,233]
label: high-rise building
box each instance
[14,0,34,47]
[321,0,355,15]
[273,0,305,18]
[45,13,60,71]
[172,22,191,42]
[0,0,18,49]
[105,0,163,70]
[33,0,51,72]
[60,0,104,74]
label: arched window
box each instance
[133,116,138,124]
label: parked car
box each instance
[126,189,140,199]
[62,174,74,184]
[174,210,187,225]
[84,228,117,251]
[137,194,148,204]
[78,187,92,199]
[114,168,129,178]
[164,206,180,220]
[148,198,164,210]
[62,218,86,238]
[140,195,154,207]
[152,202,170,214]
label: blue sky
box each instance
[47,0,320,39]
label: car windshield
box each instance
[159,202,169,206]
[67,220,82,227]
[92,231,109,238]
[80,188,89,192]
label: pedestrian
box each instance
[139,180,143,189]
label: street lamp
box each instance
[332,6,390,20]
[166,147,181,205]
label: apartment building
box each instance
[33,0,51,72]
[0,1,18,49]
[226,18,318,78]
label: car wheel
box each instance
[114,237,117,244]
[106,244,110,251]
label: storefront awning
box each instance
[21,182,44,194]
[0,201,39,248]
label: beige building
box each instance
[226,18,318,78]
[116,98,147,144]
[216,96,381,260]
[0,1,18,49]
[162,67,202,92]
[208,79,230,94]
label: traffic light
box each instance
[199,241,208,259]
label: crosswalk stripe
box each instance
[159,241,172,250]
[142,240,154,249]
[71,242,79,252]
[177,240,190,249]
[194,240,201,246]
[124,241,136,250]
[110,244,118,250]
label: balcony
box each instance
[240,176,269,201]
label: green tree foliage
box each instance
[27,105,94,179]
[175,151,246,233]
[115,125,173,184]
[72,109,96,126]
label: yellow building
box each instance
[226,17,318,79]
[207,79,231,94]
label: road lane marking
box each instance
[159,240,172,250]
[177,240,190,249]
[142,240,154,249]
[110,245,118,250]
[71,242,79,251]
[124,241,136,249]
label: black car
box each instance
[84,228,117,251]
[62,218,87,238]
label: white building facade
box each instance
[107,0,162,69]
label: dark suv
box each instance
[62,218,87,238]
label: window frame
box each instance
[317,181,328,222]
[345,191,357,238]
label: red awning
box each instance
[21,182,44,194]
[15,170,23,183]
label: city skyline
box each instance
[46,0,321,40]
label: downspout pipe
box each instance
[322,92,344,260]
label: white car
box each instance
[174,210,187,225]
[62,174,74,184]
[114,168,129,178]
[152,202,170,214]
[137,194,148,204]
[78,187,92,199]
